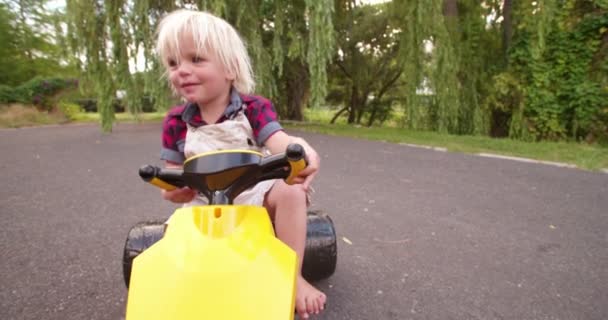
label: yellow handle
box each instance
[149,177,178,191]
[286,158,307,185]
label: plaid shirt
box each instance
[161,89,283,164]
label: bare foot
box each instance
[295,276,326,319]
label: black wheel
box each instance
[302,210,337,282]
[122,220,166,288]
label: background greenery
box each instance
[0,0,606,168]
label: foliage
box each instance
[327,1,404,126]
[501,0,608,142]
[0,77,78,110]
[392,0,502,135]
[285,119,608,171]
[0,85,17,103]
[0,103,66,128]
[2,0,606,144]
[0,1,77,86]
[58,101,83,120]
[62,0,336,130]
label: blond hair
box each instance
[155,9,254,94]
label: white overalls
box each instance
[182,105,276,207]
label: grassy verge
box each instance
[285,122,608,171]
[3,105,606,171]
[0,104,166,128]
[286,106,608,172]
[0,104,67,128]
[71,112,165,123]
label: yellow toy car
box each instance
[122,144,337,320]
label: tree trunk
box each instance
[502,0,513,65]
[18,0,33,60]
[356,101,366,124]
[591,27,608,73]
[330,106,349,124]
[443,0,458,17]
[367,102,378,127]
[285,61,309,121]
[355,89,369,124]
[366,70,402,127]
[443,0,460,38]
[347,85,358,124]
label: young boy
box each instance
[155,9,326,319]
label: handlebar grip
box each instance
[139,165,185,191]
[285,144,308,185]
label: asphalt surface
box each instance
[1,123,607,320]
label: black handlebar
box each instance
[139,143,307,204]
[139,165,186,190]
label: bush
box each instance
[75,99,97,112]
[0,78,78,109]
[113,99,126,113]
[75,95,157,113]
[58,102,83,121]
[0,85,15,104]
[23,77,79,110]
[141,95,155,112]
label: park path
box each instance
[1,123,607,320]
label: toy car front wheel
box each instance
[302,210,337,282]
[122,220,166,288]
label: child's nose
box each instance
[177,63,192,76]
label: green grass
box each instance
[3,105,606,171]
[285,108,608,171]
[0,104,166,128]
[0,104,67,128]
[71,112,165,123]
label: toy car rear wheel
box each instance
[302,210,337,282]
[122,220,166,288]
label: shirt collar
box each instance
[181,87,243,125]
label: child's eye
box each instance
[167,59,177,67]
[192,56,205,63]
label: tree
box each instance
[64,0,335,131]
[0,3,22,86]
[394,0,465,133]
[490,0,608,141]
[0,1,75,86]
[327,1,404,126]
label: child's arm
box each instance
[161,160,197,203]
[264,131,320,190]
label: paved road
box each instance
[1,123,607,320]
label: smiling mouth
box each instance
[181,83,199,88]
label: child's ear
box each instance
[225,69,236,81]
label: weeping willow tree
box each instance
[394,0,461,133]
[65,0,334,131]
[65,1,115,131]
[393,0,499,135]
[198,0,334,118]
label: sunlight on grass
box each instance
[293,108,608,171]
[3,105,606,171]
[0,104,66,128]
[71,112,165,123]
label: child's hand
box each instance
[264,133,320,191]
[293,147,320,192]
[162,187,197,203]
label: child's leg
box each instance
[264,180,326,319]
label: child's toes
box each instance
[317,294,326,311]
[296,299,309,319]
[307,296,317,315]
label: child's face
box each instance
[167,36,234,105]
